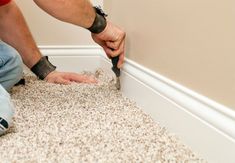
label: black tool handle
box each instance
[111,56,120,77]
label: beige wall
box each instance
[105,0,235,109]
[16,0,103,45]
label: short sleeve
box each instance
[0,0,11,6]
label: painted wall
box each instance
[104,0,235,109]
[16,0,103,45]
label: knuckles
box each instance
[120,31,126,39]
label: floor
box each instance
[0,69,206,162]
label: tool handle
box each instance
[111,56,120,77]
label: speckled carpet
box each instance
[0,69,206,162]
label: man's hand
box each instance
[45,71,97,85]
[91,21,126,68]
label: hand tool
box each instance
[111,56,121,90]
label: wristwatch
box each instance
[87,6,108,34]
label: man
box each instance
[0,0,126,135]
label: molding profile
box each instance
[39,46,235,163]
[39,45,103,57]
[39,46,103,73]
[123,58,235,139]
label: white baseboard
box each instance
[39,46,103,73]
[39,46,235,163]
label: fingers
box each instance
[107,40,125,56]
[91,21,126,68]
[55,78,72,85]
[106,30,125,51]
[118,52,125,68]
[45,71,97,85]
[64,73,97,84]
[45,71,71,85]
[106,40,120,50]
[118,39,125,68]
[102,46,112,58]
[106,38,125,68]
[46,76,72,85]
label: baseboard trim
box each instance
[39,46,103,73]
[39,45,103,56]
[124,59,235,139]
[99,51,235,163]
[39,46,235,163]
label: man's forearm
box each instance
[0,1,41,68]
[33,0,96,29]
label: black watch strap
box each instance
[87,6,108,34]
[31,56,56,80]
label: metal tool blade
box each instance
[111,56,121,90]
[115,77,121,90]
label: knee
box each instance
[0,45,23,91]
[0,86,14,136]
[11,53,23,82]
[3,54,23,91]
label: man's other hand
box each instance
[91,21,126,69]
[45,71,97,85]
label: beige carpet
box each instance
[0,69,206,162]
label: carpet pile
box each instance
[0,69,206,162]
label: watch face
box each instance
[0,117,8,129]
